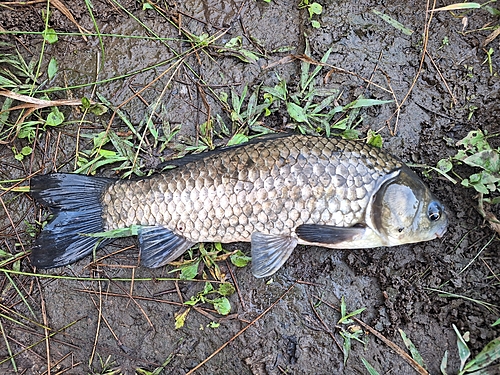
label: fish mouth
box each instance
[434,224,448,239]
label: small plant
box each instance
[11,145,33,161]
[218,84,274,138]
[437,130,500,199]
[217,36,260,63]
[174,281,235,329]
[0,48,49,142]
[336,296,367,364]
[184,281,235,314]
[169,243,249,328]
[435,129,500,232]
[75,130,138,176]
[445,325,500,375]
[482,47,495,76]
[173,242,250,281]
[441,36,450,48]
[89,354,121,375]
[372,9,414,36]
[214,37,391,146]
[298,0,323,28]
[84,229,250,329]
[136,354,173,375]
[261,39,391,140]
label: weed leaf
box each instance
[361,357,381,375]
[175,259,200,280]
[349,98,393,108]
[308,2,322,17]
[437,158,453,173]
[218,283,235,297]
[227,133,249,146]
[453,324,471,371]
[342,333,351,365]
[399,329,426,368]
[175,308,190,329]
[441,350,449,375]
[462,337,500,373]
[287,102,309,123]
[462,150,500,173]
[42,28,58,44]
[484,5,500,16]
[212,297,231,315]
[456,129,490,152]
[367,130,383,148]
[338,307,366,324]
[45,107,64,126]
[230,250,251,267]
[311,20,321,28]
[85,226,140,239]
[224,36,242,49]
[47,57,58,80]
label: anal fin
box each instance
[251,232,298,278]
[138,226,194,268]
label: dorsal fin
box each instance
[158,132,291,169]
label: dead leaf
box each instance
[0,90,83,109]
[483,26,500,47]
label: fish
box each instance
[30,134,448,278]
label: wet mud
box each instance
[0,0,499,374]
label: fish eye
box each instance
[428,201,442,221]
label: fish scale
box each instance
[101,135,402,242]
[30,134,447,277]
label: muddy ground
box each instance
[0,0,499,374]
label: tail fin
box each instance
[30,173,113,268]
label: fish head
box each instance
[371,167,448,246]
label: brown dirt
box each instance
[0,1,499,374]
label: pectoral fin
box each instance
[251,232,298,278]
[138,226,194,268]
[295,224,365,245]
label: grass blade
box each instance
[0,319,17,372]
[432,3,481,11]
[441,350,449,375]
[399,329,426,368]
[372,9,413,35]
[338,307,366,324]
[2,271,36,318]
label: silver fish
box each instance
[30,134,447,277]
